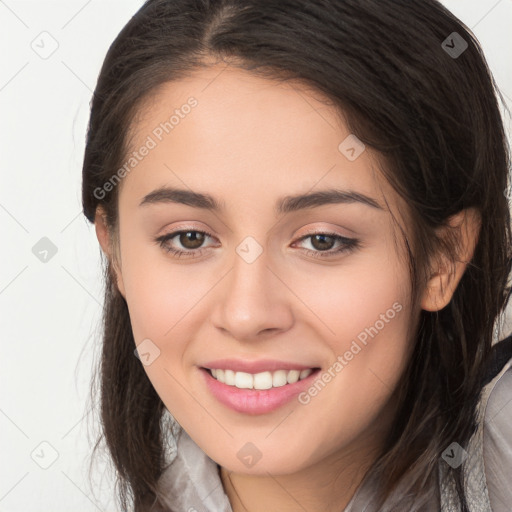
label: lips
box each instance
[199,359,320,415]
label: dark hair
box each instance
[82,0,512,510]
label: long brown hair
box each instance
[82,0,512,510]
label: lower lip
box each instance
[200,367,320,415]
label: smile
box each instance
[207,368,314,390]
[200,366,321,415]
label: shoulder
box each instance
[482,339,512,512]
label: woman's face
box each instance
[99,64,419,475]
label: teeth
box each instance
[272,370,288,388]
[209,368,314,389]
[254,371,273,390]
[300,369,313,380]
[225,369,236,386]
[235,371,253,389]
[287,370,300,384]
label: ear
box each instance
[421,208,481,312]
[94,206,126,298]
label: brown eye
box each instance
[178,231,206,250]
[155,229,215,258]
[309,234,336,251]
[294,231,360,260]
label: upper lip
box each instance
[201,359,319,374]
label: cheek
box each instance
[293,247,412,423]
[120,235,202,342]
[296,245,408,350]
[120,245,209,424]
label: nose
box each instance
[211,245,294,341]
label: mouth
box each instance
[199,365,321,415]
[204,367,318,389]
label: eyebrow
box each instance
[139,186,384,214]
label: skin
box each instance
[95,63,480,512]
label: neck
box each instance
[219,427,388,512]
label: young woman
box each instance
[82,1,512,510]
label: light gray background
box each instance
[1,1,511,511]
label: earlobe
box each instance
[93,207,126,298]
[421,274,452,312]
[94,208,110,257]
[421,208,481,312]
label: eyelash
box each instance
[155,228,360,260]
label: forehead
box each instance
[120,64,400,219]
[129,64,346,154]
